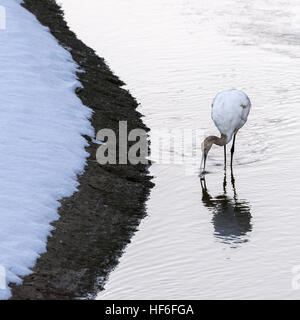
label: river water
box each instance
[60,0,300,299]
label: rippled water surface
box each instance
[61,0,300,299]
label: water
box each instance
[60,0,300,299]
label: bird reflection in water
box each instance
[200,171,252,248]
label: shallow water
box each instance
[60,0,300,299]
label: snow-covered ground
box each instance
[0,0,93,299]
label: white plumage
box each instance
[200,89,251,172]
[212,89,251,144]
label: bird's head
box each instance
[201,136,214,155]
[200,136,214,171]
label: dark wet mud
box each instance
[10,0,153,300]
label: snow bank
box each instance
[0,0,93,299]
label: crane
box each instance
[201,89,251,172]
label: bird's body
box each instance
[212,89,251,144]
[201,89,251,172]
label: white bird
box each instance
[201,89,251,172]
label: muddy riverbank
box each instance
[10,0,153,300]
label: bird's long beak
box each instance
[200,152,207,173]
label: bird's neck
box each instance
[210,134,227,146]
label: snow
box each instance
[0,0,93,299]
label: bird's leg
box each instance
[223,170,227,194]
[231,169,237,201]
[230,133,237,168]
[224,145,226,168]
